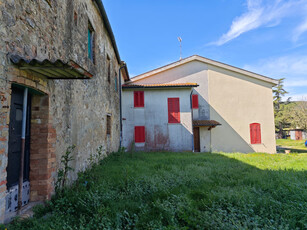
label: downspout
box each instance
[18,88,28,213]
[190,90,194,152]
[118,62,126,149]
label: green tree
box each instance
[291,100,307,130]
[273,78,290,138]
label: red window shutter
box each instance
[135,126,145,143]
[192,95,199,109]
[168,98,180,123]
[250,123,261,144]
[134,91,138,107]
[134,91,144,107]
[140,91,144,107]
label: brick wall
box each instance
[30,95,56,201]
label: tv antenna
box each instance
[178,37,182,60]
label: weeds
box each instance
[55,145,75,193]
[5,152,307,229]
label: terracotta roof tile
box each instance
[122,83,198,89]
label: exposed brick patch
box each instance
[30,94,56,202]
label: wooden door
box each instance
[193,127,200,152]
[296,131,302,140]
[7,87,31,189]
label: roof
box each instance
[122,83,199,89]
[93,0,121,64]
[131,55,278,85]
[9,55,93,79]
[93,0,130,80]
[193,120,221,127]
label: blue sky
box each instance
[103,0,307,100]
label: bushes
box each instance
[4,152,307,229]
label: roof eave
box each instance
[93,0,121,64]
[131,55,278,85]
[122,85,198,89]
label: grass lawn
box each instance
[276,139,307,153]
[4,152,307,230]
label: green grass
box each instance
[4,152,307,230]
[276,139,307,150]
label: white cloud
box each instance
[243,55,307,100]
[293,18,307,42]
[244,55,307,78]
[212,0,307,46]
[284,93,307,101]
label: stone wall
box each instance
[0,0,121,222]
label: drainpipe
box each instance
[18,87,28,214]
[118,62,126,149]
[190,90,194,152]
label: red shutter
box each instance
[250,123,261,144]
[140,91,144,107]
[134,91,138,107]
[135,126,145,143]
[134,91,144,107]
[192,95,199,109]
[168,98,180,123]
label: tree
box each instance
[273,78,288,111]
[291,100,307,130]
[273,78,290,138]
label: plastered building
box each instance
[122,55,277,154]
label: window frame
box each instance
[106,115,112,136]
[88,21,95,63]
[250,123,261,144]
[134,91,144,108]
[135,126,145,143]
[107,55,111,83]
[168,98,180,124]
[192,94,199,109]
[115,72,118,92]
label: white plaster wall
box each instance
[208,65,276,153]
[122,88,193,151]
[134,61,210,120]
[130,60,276,153]
[200,127,211,152]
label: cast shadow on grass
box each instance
[4,151,307,230]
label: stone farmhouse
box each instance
[0,0,129,223]
[0,0,279,224]
[122,55,277,154]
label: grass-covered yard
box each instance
[276,139,307,153]
[276,139,306,150]
[4,152,307,229]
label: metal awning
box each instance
[9,55,93,79]
[193,120,221,130]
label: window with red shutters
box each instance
[134,91,144,107]
[192,94,199,109]
[168,98,180,123]
[250,123,261,144]
[135,126,145,143]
